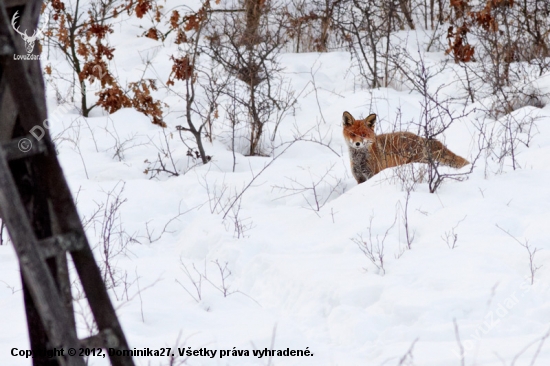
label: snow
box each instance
[1,21,550,366]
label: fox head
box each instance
[342,111,377,149]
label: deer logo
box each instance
[11,11,46,54]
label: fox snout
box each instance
[348,139,371,149]
[352,141,364,148]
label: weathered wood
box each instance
[80,329,119,349]
[38,232,86,258]
[4,0,29,8]
[0,144,85,366]
[2,136,47,160]
[0,2,136,365]
[26,103,136,366]
[0,3,75,365]
[0,78,17,142]
[49,201,77,341]
[10,123,61,366]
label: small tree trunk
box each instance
[398,0,415,30]
[430,0,435,29]
[242,0,264,49]
[194,130,210,164]
[80,80,90,117]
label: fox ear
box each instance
[342,111,355,126]
[365,114,376,129]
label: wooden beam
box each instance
[0,144,85,366]
[2,136,47,160]
[4,0,29,8]
[0,79,17,142]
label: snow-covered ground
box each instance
[1,16,550,366]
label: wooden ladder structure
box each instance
[0,1,135,365]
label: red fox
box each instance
[342,111,470,184]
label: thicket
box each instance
[41,0,550,183]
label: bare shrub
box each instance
[198,132,316,237]
[144,201,197,244]
[164,1,228,165]
[283,0,343,52]
[467,0,550,89]
[334,0,412,89]
[447,0,550,114]
[271,163,346,215]
[84,182,139,296]
[352,213,397,275]
[496,224,541,285]
[474,108,541,175]
[198,173,254,238]
[176,261,204,303]
[162,333,191,366]
[398,189,415,250]
[100,117,148,162]
[506,326,550,366]
[453,318,466,366]
[442,216,467,249]
[144,129,182,178]
[205,0,297,156]
[389,47,478,193]
[396,338,418,365]
[224,194,255,239]
[176,259,254,304]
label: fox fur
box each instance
[342,111,470,184]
